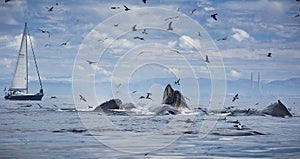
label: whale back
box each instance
[262,100,292,117]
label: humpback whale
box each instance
[162,84,190,110]
[262,100,292,117]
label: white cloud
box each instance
[0,58,13,68]
[204,7,216,12]
[179,35,201,50]
[230,70,241,78]
[231,28,250,42]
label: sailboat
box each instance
[4,22,44,100]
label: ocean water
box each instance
[0,96,300,158]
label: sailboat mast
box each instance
[25,22,29,94]
[27,24,43,90]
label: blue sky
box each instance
[0,0,299,98]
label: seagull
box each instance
[205,55,210,63]
[134,36,144,40]
[137,51,145,56]
[79,95,87,102]
[59,40,69,46]
[164,16,179,21]
[111,6,120,9]
[45,44,51,47]
[167,21,173,31]
[232,93,239,102]
[146,93,152,100]
[123,4,130,11]
[295,14,300,18]
[217,36,227,41]
[170,49,180,54]
[267,53,272,57]
[211,13,218,21]
[190,9,196,15]
[234,122,245,130]
[37,29,52,37]
[97,37,108,42]
[132,90,137,93]
[175,78,180,85]
[198,32,201,36]
[114,23,119,27]
[139,96,145,99]
[142,29,148,34]
[46,6,54,12]
[132,24,137,31]
[116,83,122,88]
[37,103,43,108]
[142,0,146,4]
[86,60,96,65]
[5,0,12,3]
[88,106,93,109]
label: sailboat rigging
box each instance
[4,22,44,100]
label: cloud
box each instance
[230,70,241,78]
[0,58,13,68]
[231,28,250,42]
[178,35,201,50]
[204,7,216,12]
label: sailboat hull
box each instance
[4,93,43,101]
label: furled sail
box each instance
[10,23,28,91]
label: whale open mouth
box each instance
[162,84,174,102]
[162,84,190,110]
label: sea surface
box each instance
[1,96,300,158]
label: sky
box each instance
[0,0,300,99]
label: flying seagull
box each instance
[132,24,137,31]
[164,16,179,21]
[232,93,239,102]
[142,0,146,4]
[86,60,96,65]
[139,96,145,99]
[137,51,145,56]
[295,14,300,18]
[217,36,227,41]
[5,0,12,3]
[198,32,201,36]
[46,6,54,12]
[111,6,120,9]
[114,23,119,27]
[211,13,218,21]
[170,49,180,54]
[175,78,180,85]
[79,95,87,102]
[167,21,173,31]
[134,36,144,40]
[37,29,52,37]
[190,9,196,15]
[59,40,69,46]
[123,4,130,11]
[97,37,108,42]
[146,93,152,100]
[205,55,210,63]
[267,53,272,57]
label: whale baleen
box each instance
[162,84,190,110]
